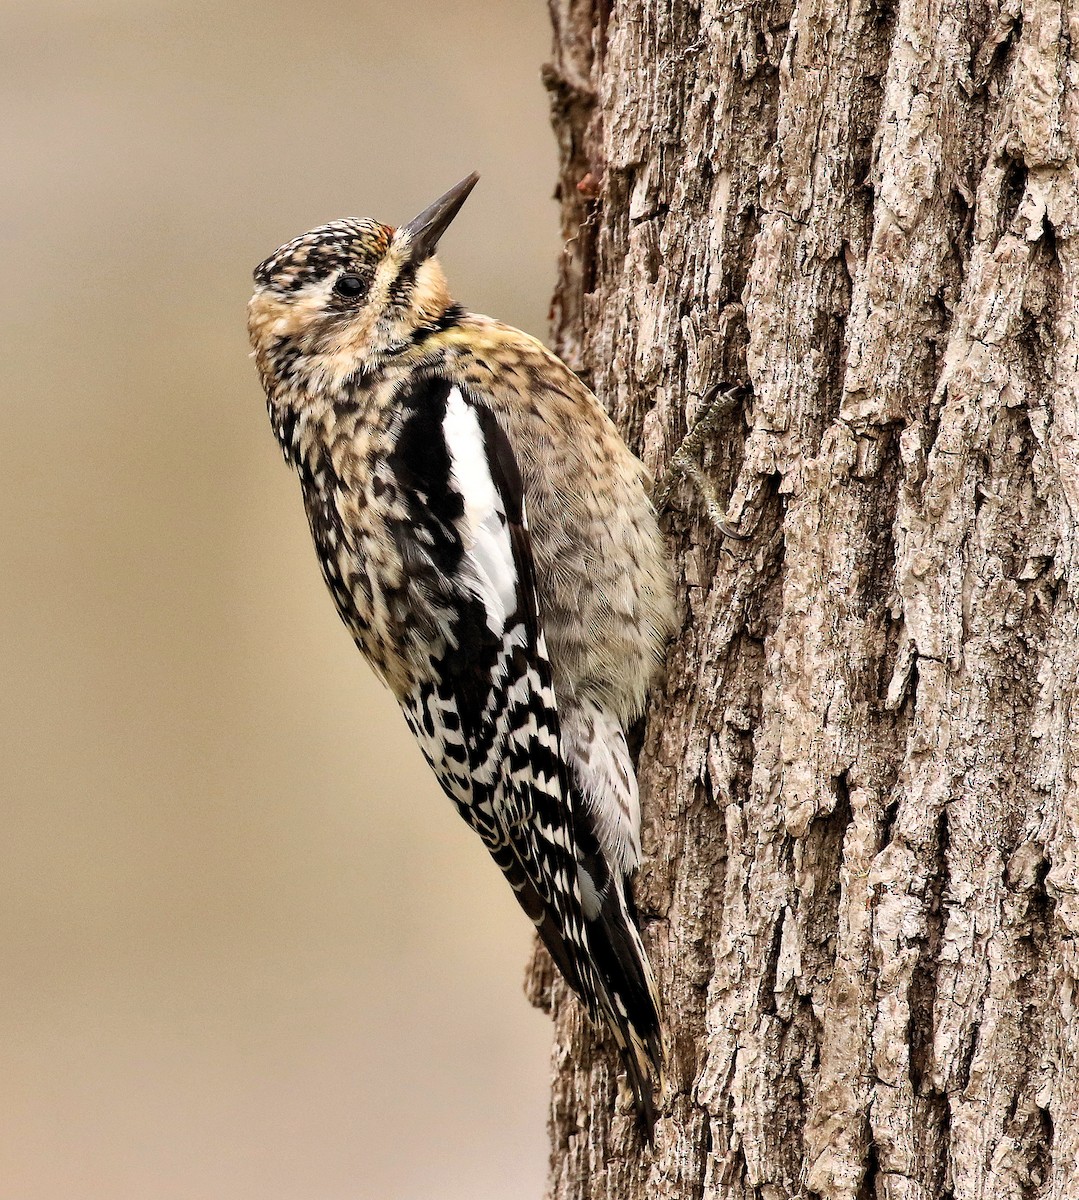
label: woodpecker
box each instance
[248,174,675,1128]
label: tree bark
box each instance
[528,1,1079,1197]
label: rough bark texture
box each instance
[528,1,1079,1197]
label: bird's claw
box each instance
[653,384,750,538]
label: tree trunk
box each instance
[528,1,1079,1197]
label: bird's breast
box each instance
[296,410,463,699]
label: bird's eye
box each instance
[333,273,368,300]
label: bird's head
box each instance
[248,173,478,392]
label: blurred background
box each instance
[1,3,560,1197]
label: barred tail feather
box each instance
[558,699,664,1125]
[570,781,664,1133]
[484,837,587,996]
[487,809,664,1131]
[585,874,666,1133]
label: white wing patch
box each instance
[442,387,517,634]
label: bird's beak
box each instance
[401,172,479,263]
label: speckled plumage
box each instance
[248,176,674,1128]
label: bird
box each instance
[247,173,675,1128]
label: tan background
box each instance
[1,3,559,1197]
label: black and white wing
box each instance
[387,376,663,1124]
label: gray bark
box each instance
[528,1,1079,1197]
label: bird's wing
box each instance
[390,379,593,995]
[391,377,664,1123]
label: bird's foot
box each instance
[653,384,750,539]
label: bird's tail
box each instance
[575,835,666,1134]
